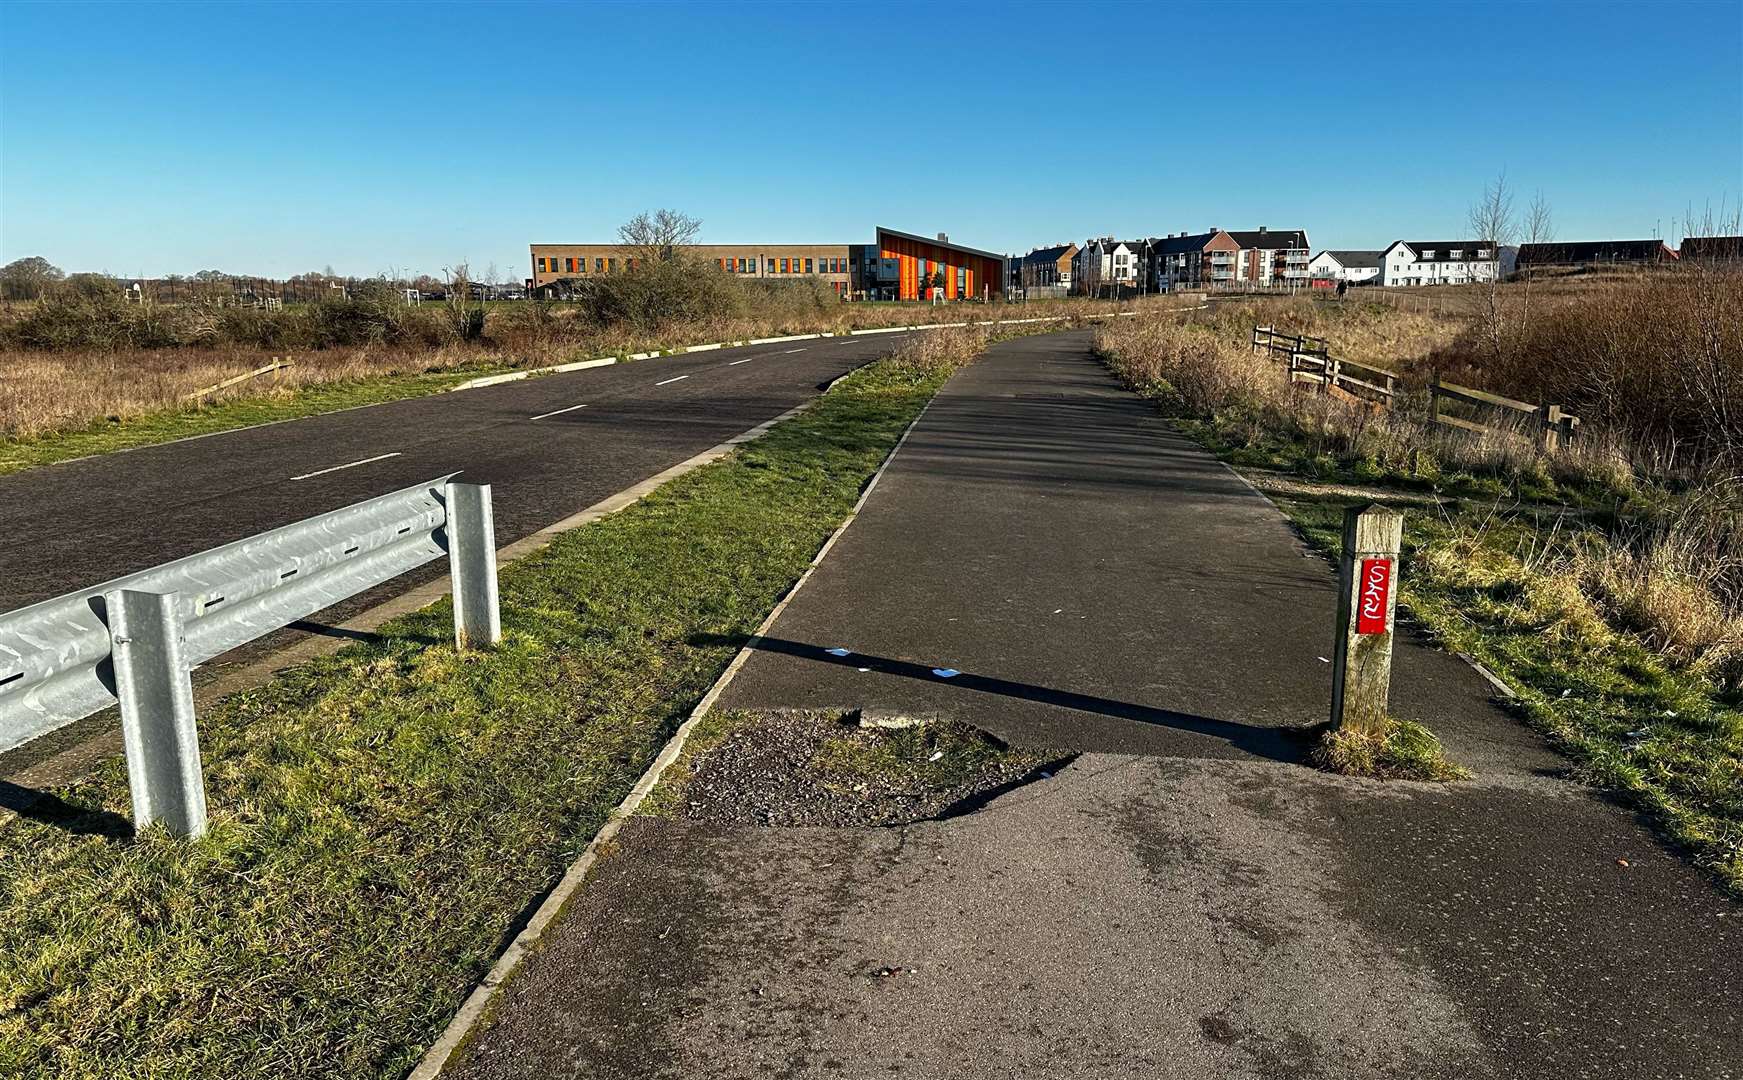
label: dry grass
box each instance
[0,343,483,438]
[0,293,1173,444]
[1312,718,1471,782]
[1096,295,1743,694]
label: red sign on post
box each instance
[1357,558,1392,634]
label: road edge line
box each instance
[404,388,939,1080]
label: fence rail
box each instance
[0,477,502,837]
[1252,324,1330,360]
[186,358,292,400]
[1251,325,1579,447]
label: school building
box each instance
[528,226,1005,302]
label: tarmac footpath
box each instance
[446,330,1743,1080]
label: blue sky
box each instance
[3,0,1740,279]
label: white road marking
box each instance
[727,358,753,366]
[529,403,589,420]
[782,347,808,354]
[290,452,401,481]
[655,375,690,386]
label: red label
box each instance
[1357,558,1392,634]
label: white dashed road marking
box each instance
[529,403,589,421]
[290,452,402,481]
[655,375,690,386]
[728,358,753,366]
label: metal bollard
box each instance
[107,589,208,838]
[1329,505,1405,737]
[445,482,502,650]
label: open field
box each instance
[0,326,1004,1078]
[0,288,1183,473]
[1096,286,1743,892]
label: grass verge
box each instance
[1273,491,1741,891]
[0,366,504,475]
[1311,718,1472,782]
[1094,305,1743,892]
[0,337,984,1077]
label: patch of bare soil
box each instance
[673,710,1069,828]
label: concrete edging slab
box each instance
[448,310,1152,395]
[405,383,939,1080]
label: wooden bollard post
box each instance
[1330,505,1405,736]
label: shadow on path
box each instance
[693,633,1314,764]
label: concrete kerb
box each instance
[443,312,1152,394]
[405,388,939,1080]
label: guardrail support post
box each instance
[1330,505,1405,738]
[446,482,501,649]
[107,589,208,838]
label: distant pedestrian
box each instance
[1336,279,1348,301]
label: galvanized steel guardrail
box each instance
[0,476,502,838]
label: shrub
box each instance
[1460,268,1743,464]
[567,256,743,333]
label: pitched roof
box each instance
[1680,235,1743,259]
[875,226,1005,263]
[1318,249,1383,268]
[1024,244,1075,264]
[1152,231,1220,255]
[1227,229,1309,250]
[1517,240,1677,265]
[1391,241,1499,262]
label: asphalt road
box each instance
[0,331,924,778]
[450,331,1743,1080]
[0,331,921,613]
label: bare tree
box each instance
[1520,189,1554,332]
[1467,171,1518,365]
[617,209,702,266]
[442,263,486,340]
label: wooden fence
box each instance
[1251,326,1579,449]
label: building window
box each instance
[1450,249,1463,259]
[595,258,604,272]
[805,258,814,273]
[606,258,616,272]
[536,257,547,273]
[1422,250,1436,259]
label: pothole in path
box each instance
[653,709,1073,828]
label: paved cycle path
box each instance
[450,330,1742,1080]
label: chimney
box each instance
[1259,226,1267,235]
[937,232,948,243]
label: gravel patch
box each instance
[671,710,1069,828]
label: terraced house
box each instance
[1378,240,1517,286]
[1143,227,1311,291]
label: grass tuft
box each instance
[1312,718,1472,782]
